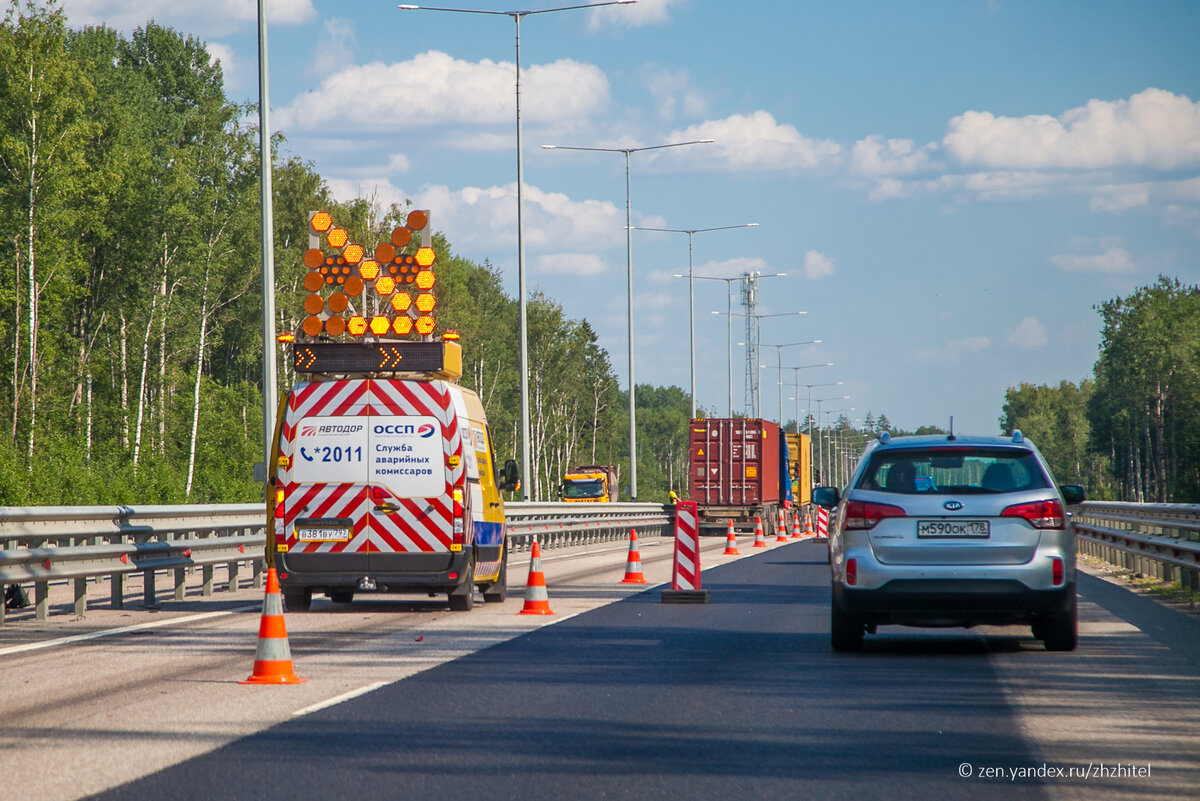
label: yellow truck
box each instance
[560,465,619,502]
[785,432,812,506]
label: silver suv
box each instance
[812,432,1085,652]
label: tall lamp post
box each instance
[822,407,854,486]
[699,271,782,416]
[638,222,758,419]
[542,139,713,500]
[758,346,823,425]
[399,0,637,501]
[813,395,850,484]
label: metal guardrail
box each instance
[1071,501,1200,590]
[504,502,672,551]
[0,501,672,624]
[0,504,267,623]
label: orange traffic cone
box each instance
[776,509,790,543]
[805,509,815,537]
[240,568,305,685]
[723,519,740,555]
[620,529,647,584]
[752,517,767,548]
[791,513,802,539]
[519,538,554,615]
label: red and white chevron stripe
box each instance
[279,378,463,555]
[670,501,702,591]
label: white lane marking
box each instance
[293,681,389,717]
[0,605,260,656]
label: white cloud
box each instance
[868,178,912,202]
[312,17,356,78]
[924,171,1063,201]
[587,0,686,29]
[275,51,610,133]
[1049,239,1135,274]
[1007,317,1047,350]
[534,253,610,277]
[914,336,991,362]
[670,111,842,172]
[645,67,710,122]
[943,88,1200,170]
[851,135,938,176]
[1090,185,1150,213]
[801,250,835,280]
[62,0,316,36]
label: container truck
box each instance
[688,418,790,535]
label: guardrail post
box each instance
[74,577,87,617]
[35,580,49,620]
[143,568,157,608]
[252,558,263,589]
[202,565,214,596]
[174,567,187,602]
[227,560,239,592]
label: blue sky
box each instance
[62,0,1200,435]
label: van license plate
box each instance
[917,520,989,538]
[296,527,351,542]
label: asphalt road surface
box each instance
[71,540,1199,801]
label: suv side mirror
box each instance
[499,459,520,492]
[812,486,840,508]
[1059,484,1086,505]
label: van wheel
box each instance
[830,591,864,652]
[449,558,475,611]
[329,590,354,605]
[1041,597,1077,652]
[482,551,508,603]
[283,589,311,612]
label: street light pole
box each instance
[642,223,758,420]
[758,347,823,425]
[543,138,713,500]
[399,1,636,502]
[696,275,738,416]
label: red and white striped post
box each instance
[815,506,830,541]
[662,501,710,604]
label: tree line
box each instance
[1002,276,1200,502]
[0,2,697,505]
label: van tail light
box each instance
[845,558,858,586]
[1051,556,1064,586]
[1001,499,1064,529]
[452,488,465,543]
[843,500,907,530]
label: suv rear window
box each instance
[856,448,1050,495]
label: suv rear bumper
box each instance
[834,580,1075,627]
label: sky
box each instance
[60,0,1200,435]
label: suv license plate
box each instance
[296,527,351,542]
[917,520,989,538]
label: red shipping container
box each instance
[688,418,781,507]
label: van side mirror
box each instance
[1059,484,1086,505]
[499,459,520,492]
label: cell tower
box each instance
[741,271,760,416]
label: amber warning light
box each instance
[298,208,438,343]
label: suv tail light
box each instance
[843,500,907,530]
[1001,499,1064,529]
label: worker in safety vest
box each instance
[668,489,680,504]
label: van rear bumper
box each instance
[278,550,471,593]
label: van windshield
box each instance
[856,448,1050,495]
